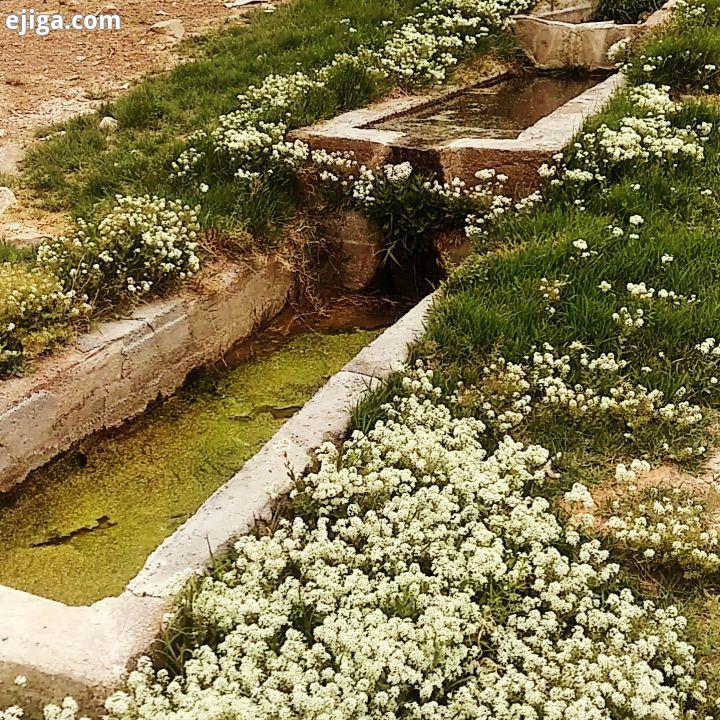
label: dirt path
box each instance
[0,0,268,242]
[0,0,259,168]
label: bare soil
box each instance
[0,0,265,240]
[0,0,254,152]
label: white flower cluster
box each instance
[539,85,711,187]
[538,276,568,314]
[93,366,711,720]
[312,155,511,239]
[613,305,646,332]
[603,483,720,579]
[0,262,88,376]
[615,458,652,483]
[377,0,525,84]
[626,281,698,306]
[37,195,200,302]
[458,343,707,448]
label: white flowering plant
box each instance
[312,156,510,269]
[37,195,201,308]
[622,0,720,92]
[601,483,720,580]
[87,365,717,720]
[538,85,715,193]
[0,262,88,377]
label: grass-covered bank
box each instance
[22,0,519,228]
[23,0,425,221]
[0,0,525,381]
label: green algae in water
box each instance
[0,329,378,606]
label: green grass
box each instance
[592,0,662,23]
[0,243,33,263]
[624,0,720,92]
[24,0,418,221]
[21,0,517,241]
[423,98,720,394]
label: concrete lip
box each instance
[292,72,622,195]
[0,293,435,714]
[512,0,674,71]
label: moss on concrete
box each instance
[0,329,377,606]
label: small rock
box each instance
[0,143,24,174]
[0,222,51,248]
[0,187,16,217]
[149,18,185,40]
[99,116,119,132]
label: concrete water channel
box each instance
[0,299,407,605]
[0,0,674,707]
[367,73,604,144]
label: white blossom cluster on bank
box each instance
[171,0,530,187]
[602,483,720,577]
[54,365,712,720]
[37,195,200,303]
[614,0,720,92]
[0,262,89,376]
[0,194,200,378]
[538,84,711,188]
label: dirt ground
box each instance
[0,0,266,239]
[0,0,258,158]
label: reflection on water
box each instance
[369,74,603,144]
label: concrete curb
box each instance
[0,292,435,714]
[0,256,295,493]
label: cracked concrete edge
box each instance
[0,292,435,712]
[0,585,167,714]
[512,0,675,70]
[0,256,295,493]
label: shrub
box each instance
[37,195,201,309]
[593,0,662,23]
[0,263,85,377]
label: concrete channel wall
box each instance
[0,256,295,493]
[0,293,434,715]
[512,0,674,71]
